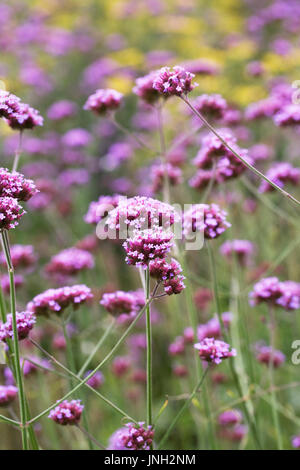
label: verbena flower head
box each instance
[106,196,179,233]
[0,197,25,230]
[84,194,121,225]
[84,88,123,114]
[48,399,84,425]
[0,168,38,201]
[153,66,197,97]
[123,228,174,267]
[249,277,300,310]
[0,311,36,342]
[218,409,243,427]
[27,284,93,316]
[0,385,18,407]
[183,203,231,240]
[259,162,300,193]
[163,275,186,295]
[100,290,145,317]
[256,346,285,368]
[8,102,43,130]
[108,422,154,450]
[0,244,37,270]
[45,248,94,279]
[220,239,255,266]
[191,94,227,119]
[194,337,236,364]
[0,91,21,119]
[149,258,182,281]
[133,71,161,104]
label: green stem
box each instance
[0,414,19,426]
[78,319,115,377]
[268,306,283,450]
[157,104,170,203]
[181,96,300,207]
[76,424,106,450]
[12,130,23,172]
[158,367,210,449]
[28,298,153,425]
[62,317,94,449]
[1,231,28,449]
[145,268,153,431]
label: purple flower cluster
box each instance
[84,88,123,114]
[259,162,300,193]
[84,194,121,225]
[0,244,37,270]
[107,196,179,232]
[194,337,236,364]
[0,90,43,130]
[219,239,255,266]
[48,399,84,425]
[249,277,300,310]
[45,248,94,279]
[153,66,197,97]
[123,228,174,267]
[191,130,250,188]
[0,311,36,342]
[0,168,38,201]
[0,197,25,230]
[183,204,231,240]
[27,284,93,316]
[108,422,154,450]
[100,289,145,317]
[0,385,18,407]
[149,258,185,295]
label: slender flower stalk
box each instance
[28,298,153,425]
[145,268,153,436]
[77,319,115,377]
[181,96,300,207]
[76,424,106,449]
[12,130,23,172]
[268,306,283,450]
[156,104,170,203]
[0,230,28,449]
[158,367,210,449]
[110,115,157,153]
[206,240,261,449]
